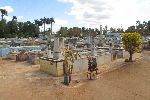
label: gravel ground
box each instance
[0,51,150,100]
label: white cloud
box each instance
[0,6,24,21]
[54,19,68,26]
[67,0,111,24]
[0,6,14,13]
[58,0,150,29]
[53,19,68,32]
[3,15,24,22]
[17,16,24,21]
[3,16,12,21]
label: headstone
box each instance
[53,37,60,59]
[100,25,104,46]
[59,37,64,59]
[69,42,74,49]
[91,43,97,56]
[87,35,92,48]
[100,25,103,35]
[59,37,64,49]
[87,35,91,44]
[109,43,113,61]
[47,45,52,58]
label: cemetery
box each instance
[0,2,150,99]
[0,20,146,86]
[0,23,145,77]
[0,25,129,85]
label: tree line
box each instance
[0,8,150,38]
[57,21,150,38]
[126,20,150,36]
[56,27,100,37]
[0,9,55,38]
[56,26,124,38]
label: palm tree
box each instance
[0,9,8,20]
[45,18,51,33]
[40,17,47,34]
[34,19,42,31]
[46,17,54,58]
[12,16,17,21]
[46,18,50,24]
[49,17,55,35]
[11,16,18,37]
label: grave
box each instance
[40,37,64,76]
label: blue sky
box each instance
[0,0,68,20]
[0,0,150,32]
[0,0,77,31]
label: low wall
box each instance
[72,52,127,73]
[0,48,10,57]
[40,51,128,76]
[40,58,63,76]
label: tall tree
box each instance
[49,17,55,35]
[12,16,18,37]
[12,16,17,21]
[34,19,42,32]
[40,17,47,34]
[5,19,18,38]
[125,26,136,33]
[0,9,7,20]
[0,19,6,38]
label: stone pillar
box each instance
[59,37,64,49]
[59,37,64,59]
[47,33,52,58]
[87,35,91,44]
[47,45,52,58]
[91,43,97,56]
[87,35,92,48]
[100,25,103,35]
[99,25,104,46]
[53,37,60,59]
[109,43,113,61]
[69,42,74,49]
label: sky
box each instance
[0,0,150,32]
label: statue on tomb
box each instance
[62,47,81,85]
[87,56,98,80]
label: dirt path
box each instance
[0,51,150,100]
